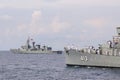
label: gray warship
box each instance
[64,27,120,68]
[10,37,52,54]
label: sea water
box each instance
[0,51,120,80]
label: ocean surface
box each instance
[0,51,120,80]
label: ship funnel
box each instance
[116,27,120,36]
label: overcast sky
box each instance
[0,0,120,50]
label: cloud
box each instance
[0,0,43,9]
[0,3,7,8]
[19,10,47,36]
[2,10,70,37]
[54,0,120,7]
[82,18,108,28]
[0,15,13,20]
[28,14,70,35]
[39,0,120,8]
[1,0,120,9]
[0,10,43,37]
[31,11,42,22]
[28,10,45,35]
[50,16,70,33]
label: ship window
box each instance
[66,50,69,53]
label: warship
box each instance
[64,27,120,68]
[10,37,52,54]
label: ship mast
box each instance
[112,27,120,55]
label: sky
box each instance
[0,0,120,50]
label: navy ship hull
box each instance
[10,49,52,54]
[65,49,120,68]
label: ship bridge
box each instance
[113,27,120,45]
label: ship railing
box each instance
[64,46,81,51]
[80,48,96,54]
[64,46,97,54]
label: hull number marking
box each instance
[80,56,88,61]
